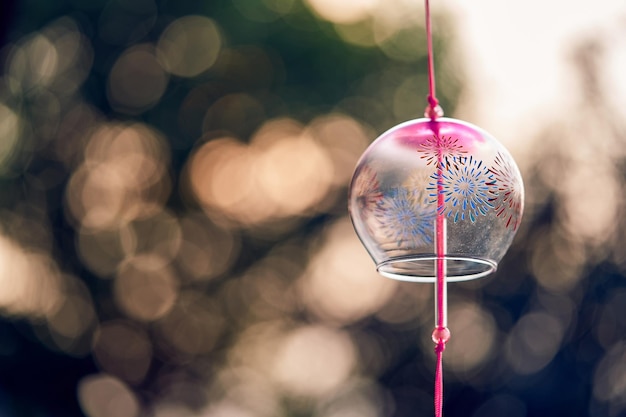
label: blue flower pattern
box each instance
[428,156,495,223]
[376,187,435,247]
[368,135,521,251]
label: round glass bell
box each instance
[348,117,524,283]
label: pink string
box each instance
[432,326,450,417]
[434,341,446,417]
[424,0,443,120]
[433,153,450,417]
[429,0,449,412]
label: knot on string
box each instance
[424,96,444,120]
[432,326,450,417]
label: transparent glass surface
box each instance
[348,118,524,282]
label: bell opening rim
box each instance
[376,255,497,283]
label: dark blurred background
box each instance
[0,0,626,416]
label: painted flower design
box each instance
[402,170,433,194]
[417,134,467,166]
[376,187,435,247]
[428,156,495,223]
[352,165,383,214]
[489,152,523,230]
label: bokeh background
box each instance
[1,0,626,416]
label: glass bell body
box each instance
[348,117,524,282]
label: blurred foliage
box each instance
[0,1,626,417]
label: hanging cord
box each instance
[432,167,450,417]
[430,0,449,405]
[432,325,450,417]
[424,0,444,119]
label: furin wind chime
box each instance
[347,1,524,416]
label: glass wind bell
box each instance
[347,1,524,416]
[348,117,524,281]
